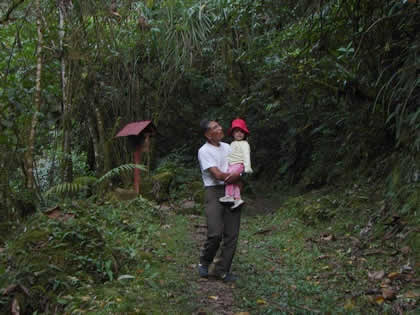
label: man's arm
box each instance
[207,167,229,181]
[208,167,241,184]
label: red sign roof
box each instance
[115,120,153,137]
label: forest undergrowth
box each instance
[0,173,418,314]
[1,1,419,313]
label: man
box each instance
[197,119,242,282]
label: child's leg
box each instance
[225,183,234,197]
[224,164,236,197]
[232,184,241,200]
[229,164,244,199]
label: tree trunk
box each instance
[95,106,112,174]
[58,0,73,182]
[23,0,43,190]
[87,114,100,171]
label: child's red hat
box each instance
[228,118,249,136]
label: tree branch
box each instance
[0,0,26,25]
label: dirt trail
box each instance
[188,195,282,315]
[189,214,237,315]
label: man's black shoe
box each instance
[220,272,238,282]
[198,263,209,278]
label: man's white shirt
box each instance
[198,142,231,187]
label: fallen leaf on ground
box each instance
[380,278,391,287]
[374,296,385,305]
[256,299,267,305]
[403,291,420,298]
[209,296,219,300]
[320,233,335,241]
[368,270,384,280]
[382,288,396,300]
[387,272,400,280]
[44,206,75,221]
[234,312,250,315]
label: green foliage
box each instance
[235,180,418,314]
[154,151,202,201]
[1,0,419,248]
[386,154,420,220]
[97,163,146,184]
[0,195,192,313]
[46,164,146,197]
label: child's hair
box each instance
[231,127,247,140]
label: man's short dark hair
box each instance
[200,119,211,135]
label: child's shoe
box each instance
[219,196,235,203]
[231,199,244,209]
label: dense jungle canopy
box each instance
[1,0,419,210]
[0,0,419,313]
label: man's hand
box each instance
[208,167,241,185]
[225,172,241,184]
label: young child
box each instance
[219,118,253,209]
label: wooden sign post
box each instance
[115,121,155,194]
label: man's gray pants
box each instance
[199,185,241,275]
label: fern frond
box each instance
[97,164,147,184]
[45,165,146,197]
[46,182,88,196]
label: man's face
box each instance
[205,121,224,143]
